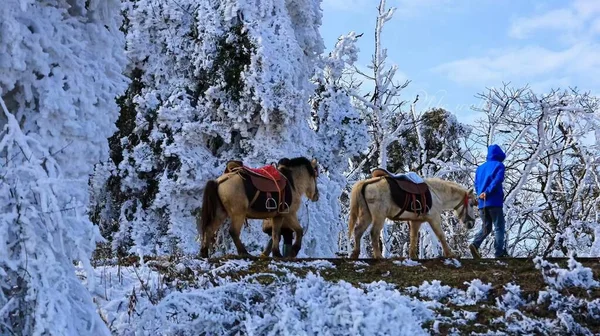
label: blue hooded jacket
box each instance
[474,144,506,208]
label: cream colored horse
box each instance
[199,157,319,258]
[348,176,477,259]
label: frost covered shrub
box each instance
[0,0,127,334]
[105,272,434,335]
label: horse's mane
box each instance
[425,177,467,194]
[277,157,315,190]
[278,157,315,177]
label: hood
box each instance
[486,144,506,162]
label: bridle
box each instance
[454,192,476,224]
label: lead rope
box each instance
[304,200,310,236]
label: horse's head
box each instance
[455,188,477,229]
[278,157,319,202]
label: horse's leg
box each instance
[409,220,422,260]
[282,215,303,258]
[270,217,284,258]
[428,215,456,258]
[350,212,371,259]
[201,208,227,258]
[229,214,250,257]
[370,214,386,259]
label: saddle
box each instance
[371,168,431,219]
[224,160,291,213]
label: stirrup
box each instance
[279,202,290,214]
[265,198,277,210]
[412,199,422,212]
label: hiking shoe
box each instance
[469,244,481,259]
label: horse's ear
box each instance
[467,187,473,194]
[311,158,318,167]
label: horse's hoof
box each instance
[259,253,269,259]
[200,248,209,258]
[349,252,359,259]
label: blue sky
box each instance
[319,0,600,125]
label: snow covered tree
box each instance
[90,0,366,258]
[309,31,369,255]
[0,0,127,334]
[335,0,410,258]
[470,85,600,258]
[344,0,411,179]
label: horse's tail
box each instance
[348,180,371,238]
[200,180,221,238]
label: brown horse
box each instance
[348,174,477,259]
[199,157,319,258]
[222,160,297,258]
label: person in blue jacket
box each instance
[469,144,509,259]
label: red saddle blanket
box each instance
[246,165,283,180]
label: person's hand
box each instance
[479,192,486,200]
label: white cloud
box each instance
[432,43,600,88]
[573,0,600,18]
[591,19,600,35]
[509,0,600,40]
[321,0,372,13]
[509,9,582,39]
[322,0,456,17]
[434,1,600,91]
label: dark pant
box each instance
[264,228,294,244]
[263,228,295,257]
[472,206,507,257]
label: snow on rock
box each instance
[353,261,370,268]
[443,258,462,268]
[394,259,422,267]
[464,279,493,304]
[279,260,336,270]
[409,280,455,301]
[496,283,524,310]
[534,256,599,290]
[209,259,254,276]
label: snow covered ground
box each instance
[82,256,600,335]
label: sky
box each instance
[319,0,600,125]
